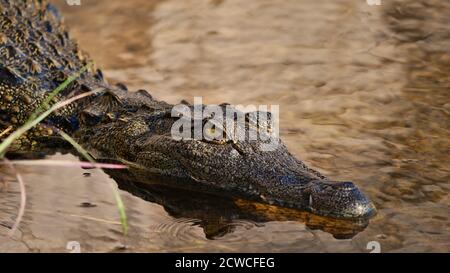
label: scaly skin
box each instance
[0,1,375,219]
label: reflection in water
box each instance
[108,168,369,240]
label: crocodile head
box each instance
[141,129,376,220]
[81,99,376,220]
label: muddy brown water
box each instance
[0,0,449,252]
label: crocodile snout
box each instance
[304,180,376,219]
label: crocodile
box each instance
[108,168,370,239]
[0,1,376,219]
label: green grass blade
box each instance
[0,62,129,235]
[57,130,95,162]
[57,130,129,235]
[27,62,93,122]
[111,183,129,236]
[0,90,100,157]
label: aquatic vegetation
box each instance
[0,67,129,236]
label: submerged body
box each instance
[0,1,375,219]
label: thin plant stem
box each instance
[3,159,26,237]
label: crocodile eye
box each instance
[205,127,216,137]
[202,121,229,144]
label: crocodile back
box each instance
[0,0,105,129]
